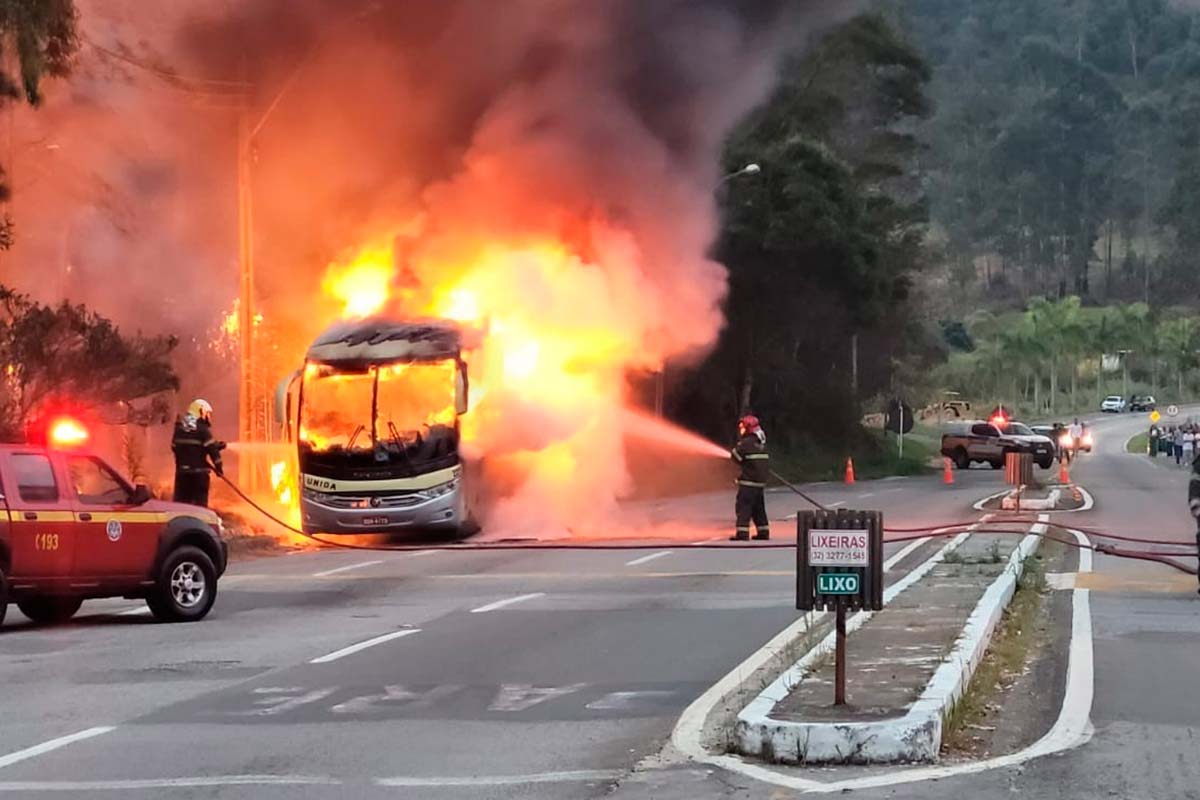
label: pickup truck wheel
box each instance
[1037,457,1053,469]
[148,545,217,623]
[953,448,970,470]
[16,596,82,625]
[989,459,1004,470]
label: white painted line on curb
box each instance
[313,559,383,578]
[376,770,623,787]
[0,727,115,771]
[309,629,420,664]
[470,593,544,614]
[626,551,672,567]
[408,549,439,557]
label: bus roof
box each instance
[306,318,461,367]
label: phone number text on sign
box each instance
[808,529,870,567]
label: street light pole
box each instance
[1118,349,1134,402]
[653,162,762,417]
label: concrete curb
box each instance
[734,518,1044,765]
[1001,488,1060,510]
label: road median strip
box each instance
[732,516,1046,764]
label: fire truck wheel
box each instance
[16,596,82,625]
[148,545,217,623]
[0,566,7,627]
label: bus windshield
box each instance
[299,366,374,452]
[299,360,459,468]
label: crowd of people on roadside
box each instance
[1149,422,1200,466]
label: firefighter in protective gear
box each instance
[731,415,770,541]
[172,399,226,507]
[1189,453,1200,595]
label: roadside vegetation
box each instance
[667,1,1200,467]
[1127,432,1149,454]
[942,547,1051,753]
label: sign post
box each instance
[796,509,884,706]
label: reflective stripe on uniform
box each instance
[735,526,750,532]
[743,453,770,460]
[737,480,766,487]
[731,450,743,462]
[173,438,205,446]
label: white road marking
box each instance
[586,690,676,710]
[0,727,115,771]
[407,549,439,557]
[487,683,587,711]
[858,492,875,499]
[827,501,846,508]
[309,629,420,664]
[0,772,624,792]
[313,559,383,577]
[376,770,623,787]
[882,536,930,571]
[691,536,724,544]
[0,775,339,791]
[625,550,672,567]
[470,593,544,613]
[229,687,338,717]
[117,606,151,616]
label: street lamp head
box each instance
[742,163,761,175]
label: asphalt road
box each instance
[0,413,1194,798]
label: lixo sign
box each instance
[796,509,885,705]
[816,572,860,595]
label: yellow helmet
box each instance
[187,398,213,421]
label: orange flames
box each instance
[321,245,393,318]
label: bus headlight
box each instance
[302,486,336,504]
[422,478,459,500]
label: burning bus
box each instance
[274,318,473,535]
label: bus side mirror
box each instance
[456,361,469,415]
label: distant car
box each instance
[1031,423,1091,456]
[940,420,1054,470]
[1101,395,1126,413]
[1002,421,1059,468]
[1129,395,1156,412]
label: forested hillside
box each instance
[904,0,1200,307]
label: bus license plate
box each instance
[362,516,390,526]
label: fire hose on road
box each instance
[216,471,1198,575]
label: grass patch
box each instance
[1126,432,1148,454]
[941,547,1049,752]
[772,427,937,483]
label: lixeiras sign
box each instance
[808,529,870,567]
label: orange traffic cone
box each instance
[1058,459,1069,485]
[845,457,856,485]
[943,457,954,485]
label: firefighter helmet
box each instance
[187,398,213,421]
[738,415,760,435]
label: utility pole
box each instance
[237,60,259,490]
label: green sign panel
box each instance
[816,572,860,595]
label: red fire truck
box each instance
[0,419,227,627]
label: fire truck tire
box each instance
[148,545,217,623]
[16,596,82,625]
[0,567,7,627]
